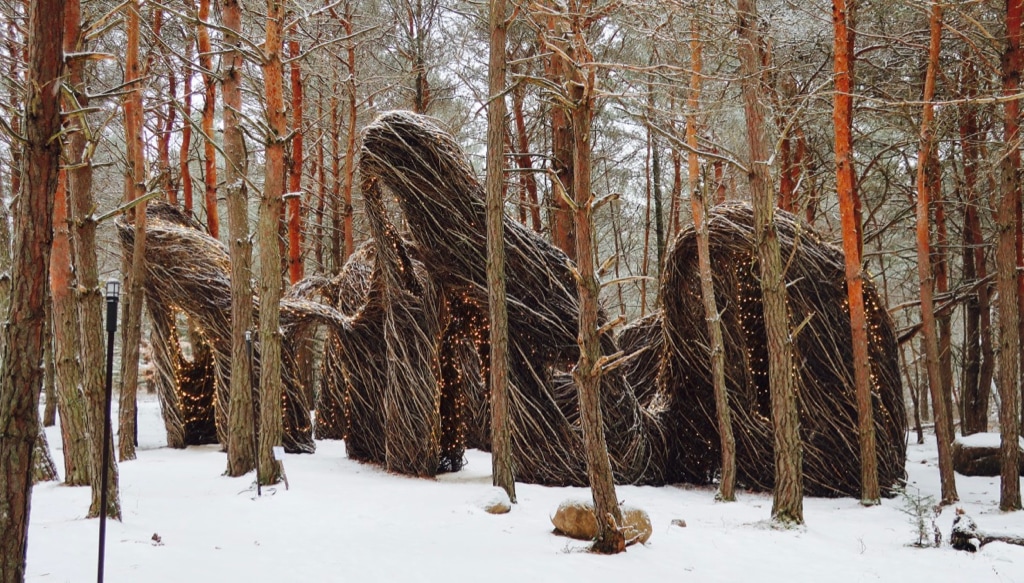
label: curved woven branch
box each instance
[128,113,906,498]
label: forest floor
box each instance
[29,392,1024,582]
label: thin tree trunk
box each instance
[330,91,342,274]
[832,0,879,505]
[737,0,804,525]
[181,37,194,214]
[687,19,735,502]
[511,73,542,233]
[315,110,326,272]
[997,0,1023,512]
[0,0,63,574]
[223,0,256,478]
[63,0,120,520]
[546,14,575,262]
[118,0,148,462]
[640,133,652,317]
[288,39,304,284]
[915,0,958,505]
[0,166,10,358]
[50,170,91,486]
[198,0,219,238]
[486,0,516,504]
[960,65,985,435]
[932,155,956,442]
[258,0,287,485]
[566,8,624,552]
[341,7,357,261]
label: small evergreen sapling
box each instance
[898,486,941,547]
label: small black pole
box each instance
[247,330,260,496]
[98,279,120,583]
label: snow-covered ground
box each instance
[29,394,1024,582]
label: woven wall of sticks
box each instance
[125,111,906,497]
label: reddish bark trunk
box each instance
[198,0,219,237]
[288,39,304,284]
[832,0,879,504]
[258,0,288,486]
[181,38,194,213]
[915,0,958,505]
[511,76,542,233]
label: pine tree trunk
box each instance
[687,18,735,502]
[118,0,148,463]
[546,14,575,262]
[832,0,879,505]
[0,0,63,574]
[61,0,120,520]
[511,74,542,233]
[223,0,256,478]
[288,39,304,284]
[198,0,219,238]
[258,0,287,485]
[315,113,326,272]
[567,13,624,553]
[960,67,986,435]
[181,37,194,214]
[341,8,357,261]
[42,302,57,426]
[330,92,342,274]
[737,0,804,525]
[931,156,956,443]
[0,173,11,359]
[915,0,958,505]
[50,170,91,486]
[486,0,516,504]
[997,0,1023,511]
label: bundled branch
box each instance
[127,113,907,499]
[660,202,907,496]
[118,203,350,454]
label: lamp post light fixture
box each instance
[98,279,120,583]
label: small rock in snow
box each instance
[671,518,687,528]
[551,499,652,544]
[478,487,512,514]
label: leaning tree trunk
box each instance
[915,0,958,506]
[687,16,735,502]
[33,425,59,484]
[832,0,879,505]
[257,0,287,486]
[0,0,63,576]
[223,0,256,478]
[486,0,516,504]
[737,0,804,525]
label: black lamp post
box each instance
[98,279,120,583]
